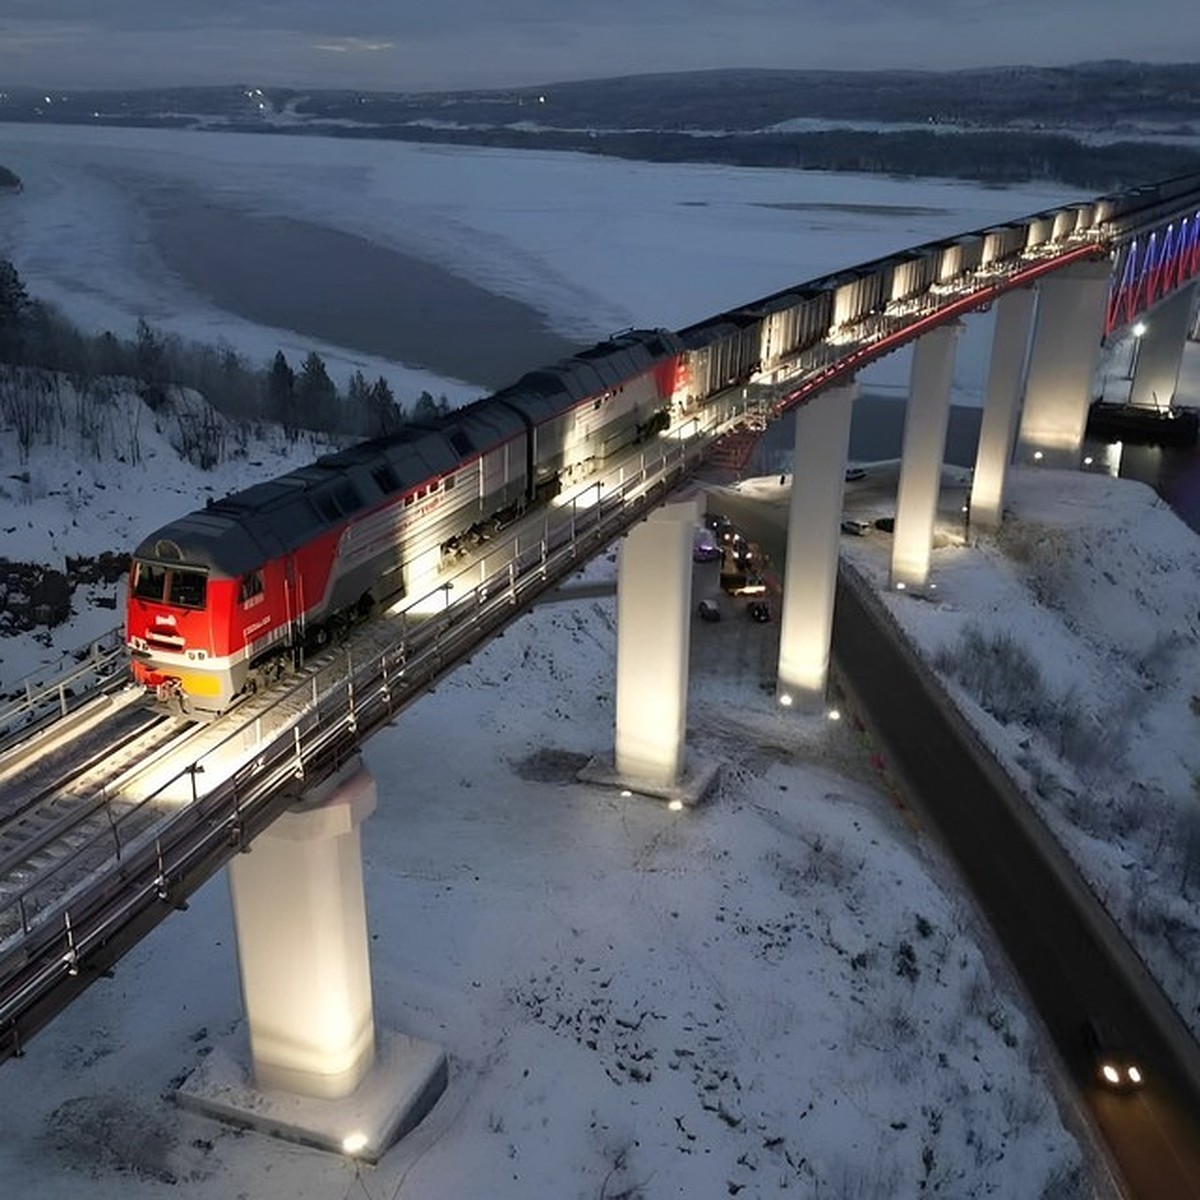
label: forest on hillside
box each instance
[3,62,1199,190]
[0,256,449,461]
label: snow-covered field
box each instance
[1,127,1195,1199]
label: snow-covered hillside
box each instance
[844,466,1200,1044]
[0,368,336,690]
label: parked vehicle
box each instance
[697,599,722,622]
[747,601,771,623]
[693,527,722,562]
[840,518,871,537]
[722,572,767,597]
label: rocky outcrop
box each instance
[0,553,126,634]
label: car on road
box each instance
[747,601,770,623]
[693,527,722,562]
[722,571,767,597]
[840,518,871,537]
[705,513,737,542]
[696,599,721,622]
[844,467,867,482]
[1084,1017,1144,1091]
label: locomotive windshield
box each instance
[132,561,208,610]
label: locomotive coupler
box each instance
[155,677,185,708]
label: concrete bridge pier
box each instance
[176,759,446,1162]
[776,382,857,711]
[609,499,722,801]
[969,288,1036,531]
[580,498,719,804]
[889,323,959,593]
[1015,258,1110,468]
[614,500,696,787]
[1129,280,1198,410]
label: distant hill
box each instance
[3,63,1199,190]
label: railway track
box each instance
[0,704,199,952]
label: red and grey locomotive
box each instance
[127,329,685,711]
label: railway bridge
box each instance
[1,170,1199,1166]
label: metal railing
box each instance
[0,628,128,750]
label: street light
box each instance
[1127,320,1148,381]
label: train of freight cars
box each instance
[125,174,1197,711]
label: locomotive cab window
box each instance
[132,561,207,609]
[132,561,168,601]
[169,568,207,609]
[239,571,264,604]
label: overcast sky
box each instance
[1,1,1198,92]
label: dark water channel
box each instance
[136,181,578,390]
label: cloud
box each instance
[0,1,1196,91]
[311,38,395,56]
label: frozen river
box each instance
[0,122,1076,400]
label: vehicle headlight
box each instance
[1102,1063,1121,1085]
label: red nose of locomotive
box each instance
[126,553,233,708]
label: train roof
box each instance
[131,328,681,578]
[133,404,528,577]
[494,328,681,422]
[675,317,745,348]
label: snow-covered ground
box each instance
[863,470,1200,1034]
[0,487,1105,1199]
[0,128,1195,1198]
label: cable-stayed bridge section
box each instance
[1,170,1199,1165]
